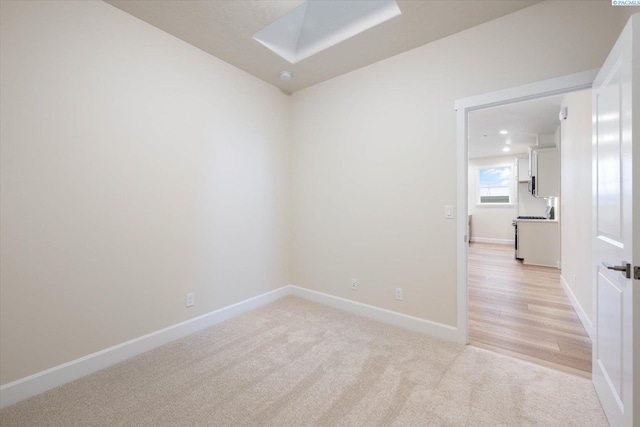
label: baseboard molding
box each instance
[289,285,460,343]
[1,284,462,409]
[560,275,593,339]
[469,237,514,245]
[0,285,290,409]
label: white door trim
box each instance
[454,69,598,345]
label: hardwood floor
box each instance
[468,242,592,378]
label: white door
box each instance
[592,14,638,427]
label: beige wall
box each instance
[1,0,634,388]
[290,1,626,327]
[468,156,517,243]
[559,90,593,326]
[0,1,291,384]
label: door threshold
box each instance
[469,340,591,379]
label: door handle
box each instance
[602,262,631,279]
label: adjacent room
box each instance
[1,0,638,425]
[467,91,593,377]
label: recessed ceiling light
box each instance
[500,130,508,135]
[279,70,293,81]
[502,147,510,152]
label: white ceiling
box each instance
[468,95,566,159]
[105,0,542,94]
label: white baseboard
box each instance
[1,284,461,409]
[289,285,460,343]
[0,286,290,410]
[469,237,514,245]
[560,275,593,339]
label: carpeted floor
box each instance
[0,296,608,426]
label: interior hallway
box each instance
[468,242,591,378]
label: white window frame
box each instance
[476,164,515,207]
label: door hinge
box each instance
[635,266,640,280]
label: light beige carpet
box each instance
[0,296,608,426]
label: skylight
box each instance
[252,0,402,64]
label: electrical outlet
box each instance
[351,278,358,290]
[186,293,195,307]
[395,288,403,301]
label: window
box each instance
[478,166,512,204]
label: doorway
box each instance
[467,93,592,376]
[454,70,597,374]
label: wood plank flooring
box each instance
[468,242,592,378]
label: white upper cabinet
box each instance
[517,156,529,182]
[529,147,558,198]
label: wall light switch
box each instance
[445,205,454,219]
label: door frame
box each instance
[453,69,598,345]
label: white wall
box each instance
[291,1,625,327]
[468,156,517,244]
[559,90,593,329]
[0,0,291,385]
[518,182,550,217]
[1,0,633,389]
